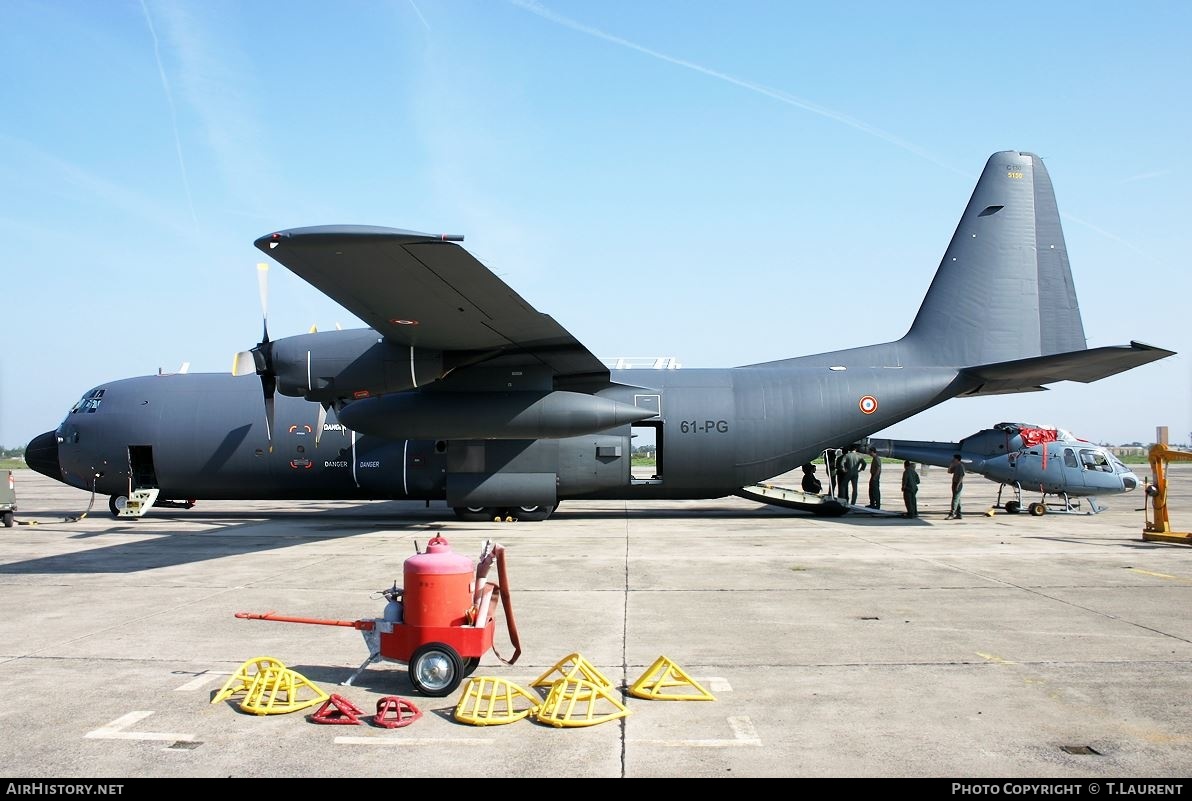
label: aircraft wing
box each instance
[958,341,1175,396]
[254,225,609,383]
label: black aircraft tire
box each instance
[108,495,128,519]
[1005,501,1021,514]
[2,511,12,528]
[408,642,463,697]
[453,506,498,522]
[1029,502,1047,517]
[513,505,554,522]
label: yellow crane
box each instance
[1143,444,1192,544]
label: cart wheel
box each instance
[1028,502,1047,516]
[409,642,463,697]
[1004,501,1020,514]
[108,495,128,518]
[2,511,13,528]
[462,656,481,676]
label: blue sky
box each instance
[1,0,1188,450]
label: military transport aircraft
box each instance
[868,422,1139,516]
[24,151,1174,521]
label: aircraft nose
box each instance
[24,430,62,481]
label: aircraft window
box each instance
[70,388,105,414]
[1080,449,1112,472]
[1063,448,1078,468]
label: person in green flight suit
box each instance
[839,445,867,506]
[946,453,965,519]
[866,446,882,509]
[901,460,920,519]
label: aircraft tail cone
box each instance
[628,655,716,701]
[453,677,540,726]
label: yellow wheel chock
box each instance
[530,652,612,692]
[239,665,329,715]
[628,655,715,701]
[211,656,287,705]
[534,677,631,728]
[453,677,541,726]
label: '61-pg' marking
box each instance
[680,420,729,434]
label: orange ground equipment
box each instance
[236,537,521,696]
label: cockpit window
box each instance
[69,388,105,414]
[1079,449,1112,472]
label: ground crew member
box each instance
[839,445,866,506]
[867,447,882,508]
[801,463,823,494]
[946,453,965,519]
[901,461,919,518]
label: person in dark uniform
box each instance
[866,447,882,509]
[825,448,840,497]
[801,463,822,494]
[946,453,965,519]
[839,445,866,506]
[901,460,919,518]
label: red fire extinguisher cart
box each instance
[236,537,521,696]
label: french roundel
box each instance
[859,395,878,414]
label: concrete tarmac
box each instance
[1,465,1190,779]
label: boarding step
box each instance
[735,484,850,516]
[117,488,160,518]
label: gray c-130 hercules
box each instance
[25,151,1174,521]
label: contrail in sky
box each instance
[408,0,431,30]
[139,0,200,231]
[511,1,1161,260]
[510,0,964,176]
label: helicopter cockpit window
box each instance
[69,388,106,414]
[1063,448,1078,468]
[1079,449,1112,472]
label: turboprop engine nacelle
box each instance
[337,390,657,440]
[268,329,445,404]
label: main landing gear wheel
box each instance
[512,505,555,522]
[108,495,128,518]
[1004,501,1021,514]
[452,506,497,522]
[1028,502,1047,516]
[408,642,464,697]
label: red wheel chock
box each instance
[372,696,422,729]
[310,694,365,725]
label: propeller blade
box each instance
[309,324,318,334]
[256,262,270,343]
[262,373,277,445]
[315,403,328,447]
[232,350,256,377]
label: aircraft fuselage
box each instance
[36,359,964,505]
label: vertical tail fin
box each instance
[906,151,1086,367]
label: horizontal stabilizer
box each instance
[957,341,1175,396]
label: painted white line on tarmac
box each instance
[704,677,732,692]
[175,671,231,692]
[85,711,196,742]
[335,735,496,746]
[631,715,761,747]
